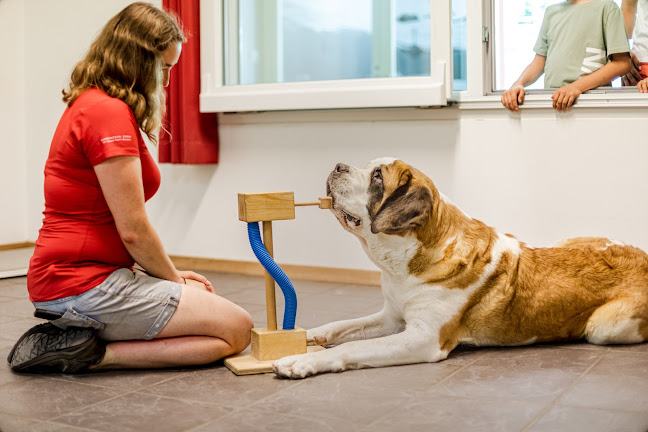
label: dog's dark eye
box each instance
[372,168,382,182]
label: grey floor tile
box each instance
[0,317,43,343]
[559,374,648,413]
[219,286,273,307]
[0,297,37,319]
[300,291,384,315]
[138,365,301,408]
[0,248,33,278]
[0,338,34,387]
[558,351,648,412]
[51,392,230,432]
[529,405,648,432]
[367,396,547,432]
[236,303,270,326]
[246,366,461,429]
[605,341,648,354]
[191,407,341,432]
[432,346,604,402]
[51,368,191,392]
[0,377,122,421]
[24,420,97,432]
[0,413,43,432]
[0,282,29,299]
[199,271,263,290]
[586,350,648,378]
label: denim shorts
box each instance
[32,268,182,341]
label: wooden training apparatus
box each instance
[225,192,331,375]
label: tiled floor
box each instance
[0,247,33,278]
[0,272,647,432]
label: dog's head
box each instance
[326,158,435,237]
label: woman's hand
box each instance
[552,84,582,111]
[179,270,215,293]
[501,84,526,112]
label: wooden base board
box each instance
[169,256,380,287]
[225,345,325,376]
[0,242,35,252]
[0,268,28,278]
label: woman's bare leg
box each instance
[92,285,254,369]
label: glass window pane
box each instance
[394,1,431,78]
[452,0,467,91]
[281,0,373,83]
[493,0,623,91]
[229,0,433,86]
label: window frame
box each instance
[458,0,648,109]
[200,0,648,113]
[199,0,453,113]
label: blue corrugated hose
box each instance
[247,222,297,330]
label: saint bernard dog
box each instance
[273,158,648,379]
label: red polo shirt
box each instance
[28,88,161,302]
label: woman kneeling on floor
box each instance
[8,2,253,373]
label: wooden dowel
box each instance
[262,221,277,331]
[295,197,332,209]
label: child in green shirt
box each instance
[502,0,632,112]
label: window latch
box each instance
[482,26,490,43]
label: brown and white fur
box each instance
[273,158,648,379]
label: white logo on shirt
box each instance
[581,47,605,74]
[100,135,132,144]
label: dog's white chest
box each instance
[364,233,420,276]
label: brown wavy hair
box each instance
[62,2,185,144]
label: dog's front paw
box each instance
[273,354,319,379]
[306,328,330,346]
[306,335,328,346]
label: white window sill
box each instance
[200,74,447,113]
[212,88,648,125]
[455,89,648,110]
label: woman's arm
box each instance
[94,155,183,283]
[501,54,547,111]
[552,53,632,111]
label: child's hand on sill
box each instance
[552,84,582,112]
[501,84,525,112]
[637,78,648,93]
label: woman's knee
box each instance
[158,287,253,343]
[226,307,254,352]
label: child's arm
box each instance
[552,53,632,111]
[501,54,546,112]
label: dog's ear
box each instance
[370,170,432,234]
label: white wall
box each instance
[19,0,162,237]
[4,2,648,274]
[149,108,648,271]
[0,0,27,244]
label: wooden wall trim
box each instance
[0,242,36,252]
[169,256,381,287]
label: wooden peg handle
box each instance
[294,197,332,209]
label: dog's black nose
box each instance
[335,163,349,173]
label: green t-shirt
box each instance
[533,0,629,88]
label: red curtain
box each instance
[159,0,219,164]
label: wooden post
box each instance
[262,221,277,331]
[226,191,328,375]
